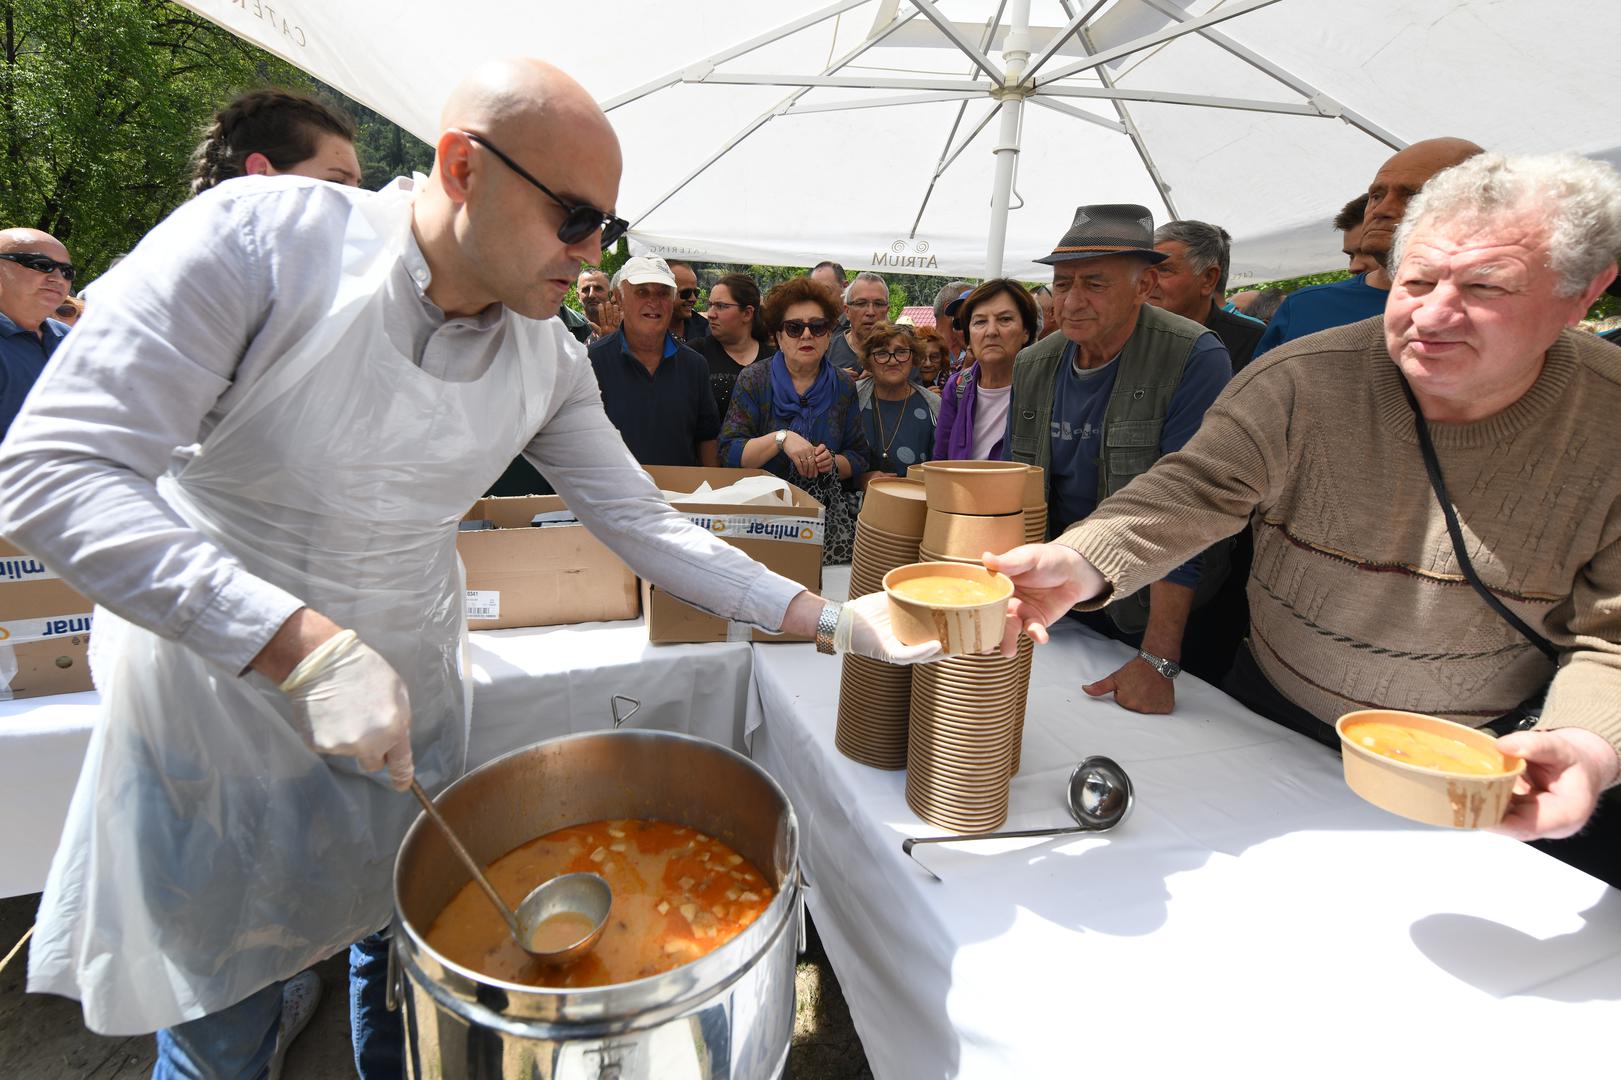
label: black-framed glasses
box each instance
[460,131,630,248]
[870,347,912,364]
[0,252,75,282]
[781,318,831,338]
[677,288,701,301]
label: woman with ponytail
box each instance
[190,88,362,196]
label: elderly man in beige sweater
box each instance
[990,151,1621,852]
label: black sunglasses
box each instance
[781,318,831,338]
[677,288,701,301]
[460,131,630,248]
[0,252,75,283]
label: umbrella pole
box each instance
[985,0,1032,278]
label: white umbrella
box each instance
[175,0,1621,282]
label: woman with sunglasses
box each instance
[934,278,1040,462]
[719,277,869,564]
[856,324,939,484]
[190,87,362,195]
[693,273,772,415]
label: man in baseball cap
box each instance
[1008,203,1236,714]
[590,254,720,467]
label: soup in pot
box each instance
[1343,720,1507,776]
[424,818,775,988]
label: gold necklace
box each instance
[873,388,912,466]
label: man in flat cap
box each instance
[1009,204,1234,714]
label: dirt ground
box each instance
[0,892,870,1078]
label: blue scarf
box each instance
[769,350,840,445]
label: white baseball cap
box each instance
[613,255,676,289]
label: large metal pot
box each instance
[392,728,800,1079]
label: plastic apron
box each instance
[27,181,545,1036]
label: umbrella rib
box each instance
[1024,0,1112,82]
[628,6,919,230]
[1032,0,1284,88]
[1075,23,1179,222]
[785,91,985,116]
[1041,85,1324,115]
[695,73,988,92]
[1027,96,1124,134]
[1135,0,1405,149]
[908,6,1006,239]
[909,0,1005,84]
[909,101,1004,238]
[601,0,874,113]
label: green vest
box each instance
[1009,303,1227,633]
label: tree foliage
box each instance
[1,0,305,278]
[0,0,432,285]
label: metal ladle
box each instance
[409,779,611,962]
[902,756,1135,881]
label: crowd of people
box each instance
[2,62,1620,1080]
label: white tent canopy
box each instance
[176,0,1621,283]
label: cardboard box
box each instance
[642,466,824,644]
[457,495,640,630]
[0,541,94,699]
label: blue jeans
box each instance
[151,931,405,1080]
[152,980,282,1080]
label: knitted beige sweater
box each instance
[1058,317,1621,757]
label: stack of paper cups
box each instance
[837,478,927,769]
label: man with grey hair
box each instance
[1148,219,1265,371]
[990,153,1621,877]
[826,270,888,375]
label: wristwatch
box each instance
[1136,649,1181,680]
[774,429,790,451]
[815,601,842,655]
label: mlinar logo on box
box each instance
[681,513,823,544]
[0,613,93,644]
[0,555,57,582]
[744,520,813,541]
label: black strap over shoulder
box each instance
[1399,377,1559,662]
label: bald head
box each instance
[436,58,618,173]
[1363,137,1484,266]
[0,228,68,259]
[414,58,624,321]
[0,228,72,332]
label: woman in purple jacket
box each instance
[933,279,1040,461]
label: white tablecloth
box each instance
[750,569,1621,1079]
[0,618,756,898]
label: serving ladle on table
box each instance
[902,756,1135,881]
[408,779,612,963]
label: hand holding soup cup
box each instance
[1490,727,1620,841]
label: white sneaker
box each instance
[267,970,323,1080]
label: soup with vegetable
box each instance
[425,819,774,988]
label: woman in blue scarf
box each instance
[719,277,868,563]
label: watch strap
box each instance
[815,601,842,655]
[1137,648,1180,680]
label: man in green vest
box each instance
[1009,204,1232,715]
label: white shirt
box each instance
[0,177,802,673]
[972,383,1012,460]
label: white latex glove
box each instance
[279,629,414,790]
[835,592,943,665]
